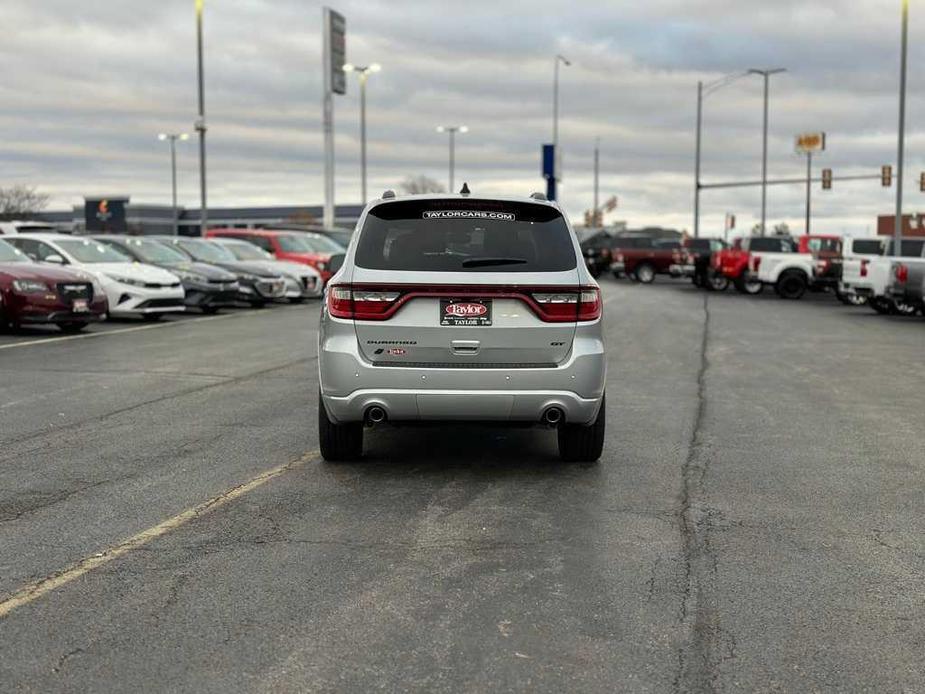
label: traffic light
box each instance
[882,165,893,187]
[822,168,832,190]
[920,172,925,192]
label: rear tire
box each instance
[58,322,88,333]
[318,392,363,461]
[893,300,919,316]
[558,394,606,463]
[869,298,893,315]
[707,271,730,292]
[775,271,808,300]
[733,277,763,295]
[635,263,656,284]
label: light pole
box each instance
[343,63,381,204]
[194,0,208,236]
[158,133,189,235]
[436,125,468,192]
[748,68,787,236]
[693,71,751,238]
[894,0,909,256]
[551,54,571,201]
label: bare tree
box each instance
[398,175,446,195]
[0,185,51,221]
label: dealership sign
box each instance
[84,197,128,233]
[795,132,826,154]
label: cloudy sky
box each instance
[0,0,921,235]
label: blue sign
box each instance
[542,144,555,179]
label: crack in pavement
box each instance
[673,292,732,694]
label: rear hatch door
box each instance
[346,198,587,367]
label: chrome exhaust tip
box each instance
[543,407,564,427]
[366,406,387,426]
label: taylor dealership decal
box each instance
[423,210,515,221]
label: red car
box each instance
[712,238,762,294]
[205,229,345,284]
[0,238,107,332]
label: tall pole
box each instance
[748,68,786,235]
[760,72,769,236]
[804,151,812,235]
[694,81,703,238]
[322,7,335,229]
[449,128,456,192]
[195,0,207,237]
[170,137,178,236]
[359,71,367,203]
[551,55,570,202]
[894,0,909,256]
[593,138,600,227]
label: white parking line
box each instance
[0,309,283,352]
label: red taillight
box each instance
[895,263,909,284]
[601,248,611,259]
[750,255,761,272]
[615,253,624,262]
[860,260,869,278]
[327,286,401,320]
[531,288,601,322]
[327,284,602,323]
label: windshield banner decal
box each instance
[423,210,515,221]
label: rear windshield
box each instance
[354,199,576,272]
[851,239,884,255]
[748,237,795,252]
[884,239,925,256]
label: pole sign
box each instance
[84,197,128,233]
[795,132,826,154]
[328,9,347,95]
[542,144,556,201]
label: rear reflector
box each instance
[327,284,602,322]
[860,260,869,278]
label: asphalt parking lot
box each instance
[1,282,923,693]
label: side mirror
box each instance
[45,254,66,265]
[328,253,345,274]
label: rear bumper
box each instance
[319,321,606,426]
[669,264,695,277]
[609,262,625,274]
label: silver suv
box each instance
[318,191,606,462]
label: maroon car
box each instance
[0,239,107,333]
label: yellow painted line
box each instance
[0,306,303,352]
[0,449,319,619]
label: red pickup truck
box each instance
[610,238,682,283]
[711,238,763,294]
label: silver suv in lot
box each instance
[318,192,606,462]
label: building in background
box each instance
[877,214,925,238]
[36,202,364,235]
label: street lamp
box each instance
[343,63,381,204]
[158,133,190,235]
[693,71,751,237]
[195,0,208,236]
[551,54,571,201]
[436,125,468,192]
[748,67,787,236]
[894,0,909,256]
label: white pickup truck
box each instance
[841,238,924,315]
[744,236,815,300]
[837,237,885,306]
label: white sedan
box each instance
[6,234,185,320]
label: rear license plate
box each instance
[72,299,89,313]
[440,299,491,327]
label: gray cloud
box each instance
[0,0,922,235]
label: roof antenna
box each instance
[459,182,470,195]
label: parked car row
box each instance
[0,231,341,333]
[589,229,925,320]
